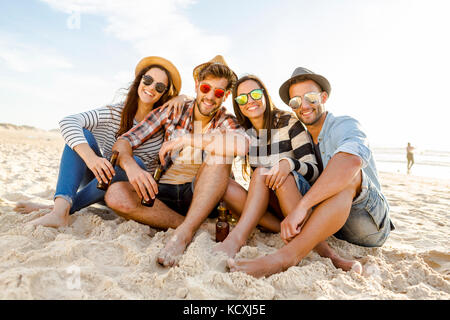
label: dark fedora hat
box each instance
[279,67,331,105]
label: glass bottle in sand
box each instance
[141,154,173,207]
[215,201,230,242]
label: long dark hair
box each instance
[116,65,178,137]
[232,74,281,180]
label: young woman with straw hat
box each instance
[15,56,186,228]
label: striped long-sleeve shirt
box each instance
[248,110,319,183]
[59,103,164,173]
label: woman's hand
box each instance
[161,94,192,117]
[265,159,291,190]
[86,155,116,184]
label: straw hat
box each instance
[279,67,331,105]
[192,55,237,84]
[135,56,182,93]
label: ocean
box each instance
[373,147,450,180]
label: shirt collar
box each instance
[318,111,333,142]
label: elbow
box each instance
[349,154,363,170]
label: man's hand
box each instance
[265,159,291,190]
[126,165,158,202]
[159,136,187,165]
[280,205,309,244]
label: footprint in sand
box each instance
[421,251,450,275]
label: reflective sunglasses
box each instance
[199,83,226,98]
[234,88,264,105]
[141,75,167,94]
[288,92,322,109]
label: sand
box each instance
[0,126,449,300]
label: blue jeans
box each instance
[54,129,146,214]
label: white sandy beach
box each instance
[0,125,449,300]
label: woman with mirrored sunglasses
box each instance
[15,56,187,228]
[215,75,357,274]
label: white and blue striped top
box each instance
[59,103,164,172]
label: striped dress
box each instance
[248,110,319,183]
[59,103,164,173]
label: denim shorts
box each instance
[334,170,395,247]
[291,171,311,196]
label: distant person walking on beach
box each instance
[14,56,185,227]
[407,142,415,174]
[105,55,249,267]
[214,74,361,273]
[228,67,395,278]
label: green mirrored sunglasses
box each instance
[235,88,264,105]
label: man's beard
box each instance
[196,97,220,117]
[300,105,325,126]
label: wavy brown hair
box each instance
[232,74,284,181]
[116,65,178,137]
[198,63,237,90]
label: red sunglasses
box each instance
[199,83,226,98]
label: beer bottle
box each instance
[96,151,119,191]
[215,202,230,242]
[141,154,173,207]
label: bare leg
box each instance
[27,197,71,228]
[222,178,281,232]
[14,202,53,214]
[228,172,362,278]
[275,175,362,273]
[104,181,185,229]
[215,168,281,258]
[157,161,231,267]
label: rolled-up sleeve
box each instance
[119,106,168,149]
[332,117,371,168]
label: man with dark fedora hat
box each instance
[106,55,250,267]
[228,67,395,278]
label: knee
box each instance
[275,173,296,194]
[104,183,139,214]
[252,167,268,182]
[82,129,97,147]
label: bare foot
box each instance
[213,235,245,258]
[227,253,286,278]
[313,241,363,274]
[14,201,53,214]
[329,255,363,274]
[27,197,71,228]
[28,210,70,228]
[157,229,192,267]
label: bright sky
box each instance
[1,0,449,151]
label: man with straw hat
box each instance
[228,67,395,278]
[106,55,249,267]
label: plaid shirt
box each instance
[120,100,246,149]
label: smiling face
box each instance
[137,67,169,106]
[236,80,266,121]
[194,76,229,117]
[288,79,327,126]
